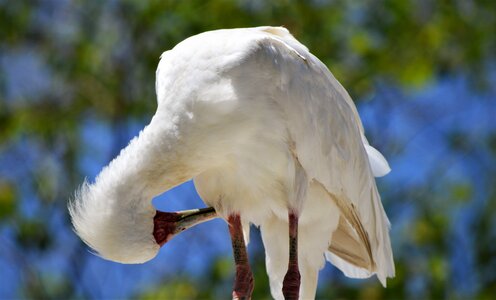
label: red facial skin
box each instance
[153,207,218,246]
[153,211,181,246]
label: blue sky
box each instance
[2,68,495,297]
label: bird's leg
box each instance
[282,211,300,300]
[228,214,254,300]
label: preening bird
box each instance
[69,26,394,299]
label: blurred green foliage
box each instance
[1,0,496,299]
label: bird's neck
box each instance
[96,115,199,202]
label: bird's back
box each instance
[155,26,394,290]
[243,27,395,285]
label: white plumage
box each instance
[69,26,394,299]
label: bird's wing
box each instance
[250,27,394,285]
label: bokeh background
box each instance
[1,0,495,299]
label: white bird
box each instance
[69,26,394,299]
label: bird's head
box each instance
[69,181,160,263]
[69,180,216,264]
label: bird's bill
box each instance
[153,207,218,246]
[173,207,218,233]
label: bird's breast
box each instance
[194,130,293,225]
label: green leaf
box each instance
[0,181,16,220]
[451,183,473,203]
[16,219,52,251]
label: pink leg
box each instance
[282,211,301,300]
[228,214,254,300]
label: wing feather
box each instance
[250,28,395,285]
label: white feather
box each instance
[325,251,372,279]
[69,26,394,297]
